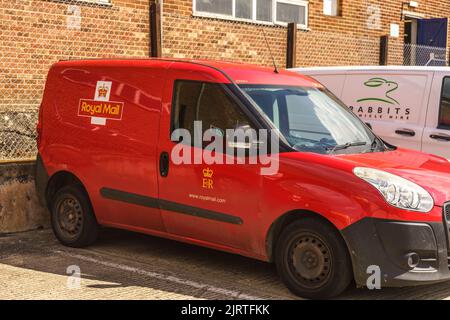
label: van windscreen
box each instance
[240,85,385,155]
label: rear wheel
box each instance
[275,218,353,299]
[50,185,98,247]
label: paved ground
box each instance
[2,228,450,300]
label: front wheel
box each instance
[275,218,353,299]
[50,185,99,247]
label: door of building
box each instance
[417,18,448,66]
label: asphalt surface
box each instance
[2,228,450,300]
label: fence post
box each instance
[150,0,162,58]
[286,22,297,68]
[379,35,389,65]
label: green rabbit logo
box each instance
[357,78,399,105]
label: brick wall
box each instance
[0,0,150,112]
[1,0,450,114]
[161,0,450,67]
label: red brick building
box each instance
[0,0,449,113]
[161,0,449,67]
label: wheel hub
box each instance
[290,234,332,288]
[57,197,83,236]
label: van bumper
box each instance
[35,153,49,208]
[342,207,450,288]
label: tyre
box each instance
[50,185,98,247]
[275,218,353,299]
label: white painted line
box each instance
[54,251,265,300]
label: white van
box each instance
[292,66,450,159]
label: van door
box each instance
[156,70,262,251]
[307,74,346,98]
[60,66,166,232]
[422,73,450,159]
[340,72,431,151]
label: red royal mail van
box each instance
[37,59,450,299]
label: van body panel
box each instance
[335,148,450,207]
[423,71,450,157]
[200,60,317,87]
[342,71,430,151]
[313,74,346,97]
[40,61,172,231]
[294,66,450,159]
[37,60,450,290]
[156,62,263,251]
[302,69,431,151]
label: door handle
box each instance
[395,129,416,137]
[430,133,450,142]
[159,152,169,177]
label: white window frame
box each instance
[74,0,112,5]
[274,0,308,28]
[192,0,309,30]
[323,0,339,16]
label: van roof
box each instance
[291,65,450,73]
[55,58,318,87]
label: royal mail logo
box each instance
[97,85,109,99]
[94,81,112,101]
[78,100,123,120]
[78,81,124,125]
[202,167,214,189]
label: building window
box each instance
[323,0,340,16]
[72,0,112,5]
[276,1,307,25]
[196,0,233,15]
[193,0,309,28]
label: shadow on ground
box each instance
[1,228,450,300]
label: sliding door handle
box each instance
[430,133,450,142]
[395,129,416,137]
[159,152,169,177]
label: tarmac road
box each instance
[1,228,450,300]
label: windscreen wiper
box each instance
[366,137,386,153]
[369,137,380,152]
[327,141,367,154]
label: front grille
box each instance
[446,203,450,222]
[443,203,450,269]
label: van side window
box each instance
[439,77,450,129]
[172,81,251,138]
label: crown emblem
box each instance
[98,85,108,98]
[202,167,213,178]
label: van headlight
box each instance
[353,167,434,212]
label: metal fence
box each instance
[404,43,448,66]
[0,0,149,162]
[0,110,38,161]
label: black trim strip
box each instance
[100,187,243,225]
[101,188,159,208]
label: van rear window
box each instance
[439,77,450,129]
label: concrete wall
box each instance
[0,162,49,233]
